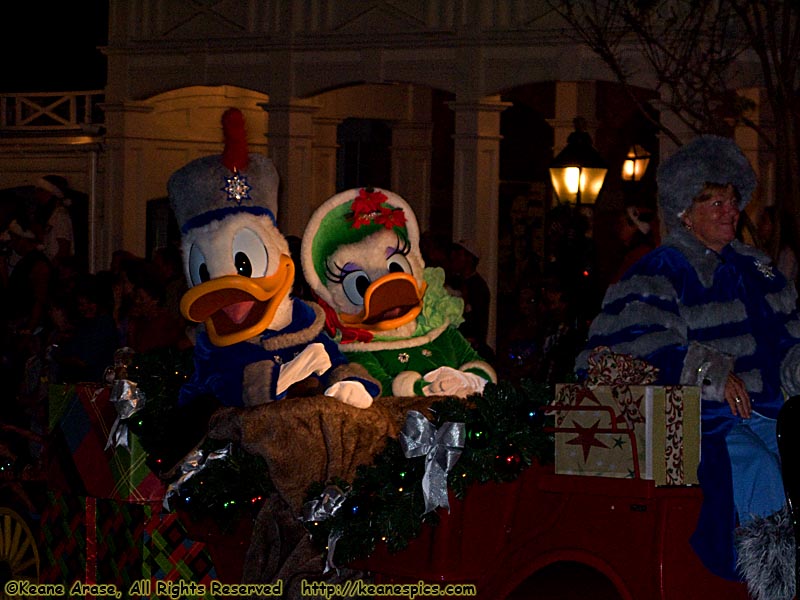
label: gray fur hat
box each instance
[168,108,279,234]
[657,134,756,227]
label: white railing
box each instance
[0,91,104,132]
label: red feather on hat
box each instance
[221,108,249,172]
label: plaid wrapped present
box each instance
[58,383,165,502]
[39,491,88,584]
[143,509,217,597]
[39,492,148,589]
[39,493,218,596]
[48,383,75,433]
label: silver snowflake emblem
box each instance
[754,260,775,280]
[397,352,410,364]
[223,171,252,204]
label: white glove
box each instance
[422,366,487,398]
[276,343,332,396]
[324,381,374,409]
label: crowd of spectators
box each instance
[0,188,191,433]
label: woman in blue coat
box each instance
[577,135,797,600]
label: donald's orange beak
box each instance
[180,254,295,346]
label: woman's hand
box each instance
[724,372,751,418]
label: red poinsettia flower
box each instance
[351,188,387,216]
[374,207,407,229]
[315,294,343,337]
[350,214,369,229]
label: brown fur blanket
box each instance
[207,394,434,513]
[205,394,437,597]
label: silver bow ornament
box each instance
[104,379,146,451]
[162,443,232,511]
[301,485,346,574]
[302,485,346,523]
[399,410,465,514]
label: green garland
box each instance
[302,379,555,565]
[125,347,210,473]
[168,438,275,532]
[126,347,273,532]
[128,348,555,551]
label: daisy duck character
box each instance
[300,187,496,398]
[168,109,379,409]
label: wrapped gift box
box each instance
[143,510,218,594]
[549,384,700,486]
[39,492,148,589]
[39,492,217,594]
[57,383,165,502]
[39,491,89,584]
[48,383,75,433]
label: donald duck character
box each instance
[168,109,379,409]
[301,187,496,398]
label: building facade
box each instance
[0,1,774,348]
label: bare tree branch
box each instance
[550,0,800,261]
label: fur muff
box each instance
[735,505,796,600]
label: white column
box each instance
[650,97,696,236]
[390,121,433,227]
[87,148,99,273]
[550,81,601,157]
[735,87,767,201]
[449,95,511,350]
[263,101,319,237]
[311,116,341,209]
[97,101,153,265]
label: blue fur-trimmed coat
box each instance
[179,299,380,407]
[576,226,800,580]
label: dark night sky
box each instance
[1,2,108,93]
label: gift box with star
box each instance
[549,349,700,486]
[549,384,700,486]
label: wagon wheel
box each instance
[0,508,39,599]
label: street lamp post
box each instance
[549,117,608,206]
[621,144,651,182]
[621,143,654,211]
